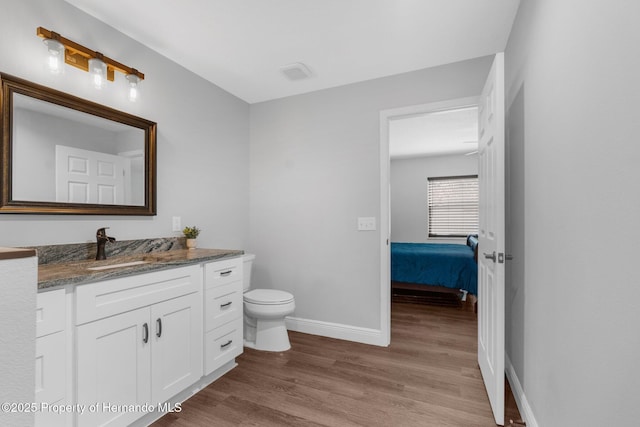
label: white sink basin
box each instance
[87,260,149,271]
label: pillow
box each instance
[467,234,479,262]
[466,234,479,251]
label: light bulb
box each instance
[43,38,65,74]
[126,74,140,102]
[88,57,107,90]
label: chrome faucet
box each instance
[96,227,116,260]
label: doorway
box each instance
[378,96,480,345]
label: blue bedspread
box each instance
[391,242,478,295]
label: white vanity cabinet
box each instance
[75,265,203,427]
[33,252,244,427]
[204,257,244,375]
[35,288,67,427]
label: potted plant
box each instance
[182,226,201,250]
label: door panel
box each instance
[55,145,126,204]
[478,52,506,426]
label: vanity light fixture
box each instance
[88,55,107,90]
[125,73,140,102]
[37,27,144,99]
[43,37,65,74]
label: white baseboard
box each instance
[285,316,387,347]
[505,354,539,427]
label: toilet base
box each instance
[244,317,291,352]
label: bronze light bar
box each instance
[36,26,144,82]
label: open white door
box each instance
[478,52,505,426]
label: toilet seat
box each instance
[244,289,294,305]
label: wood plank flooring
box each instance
[152,303,519,426]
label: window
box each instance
[427,175,478,238]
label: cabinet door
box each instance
[151,293,203,403]
[35,332,66,427]
[76,307,151,427]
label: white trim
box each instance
[379,111,391,347]
[378,96,479,348]
[285,316,386,346]
[505,353,539,427]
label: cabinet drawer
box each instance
[76,265,201,325]
[204,257,243,289]
[204,318,243,375]
[205,282,242,332]
[36,289,66,338]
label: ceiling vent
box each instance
[280,62,312,81]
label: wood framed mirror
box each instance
[0,73,156,215]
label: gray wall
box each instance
[249,57,492,331]
[0,0,250,249]
[505,1,640,425]
[391,154,478,244]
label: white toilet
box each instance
[242,254,295,351]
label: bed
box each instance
[391,235,479,298]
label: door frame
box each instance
[378,96,480,345]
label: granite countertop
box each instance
[38,248,243,290]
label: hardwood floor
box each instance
[153,303,520,426]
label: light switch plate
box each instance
[172,216,181,232]
[357,217,376,231]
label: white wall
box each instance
[390,154,478,244]
[0,255,37,427]
[249,56,492,334]
[0,0,249,249]
[505,1,640,425]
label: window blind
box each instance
[428,175,478,238]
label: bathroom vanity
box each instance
[34,240,244,427]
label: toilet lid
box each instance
[244,289,294,305]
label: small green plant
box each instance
[182,226,201,239]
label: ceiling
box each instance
[389,106,479,159]
[63,0,520,104]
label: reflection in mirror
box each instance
[13,94,145,205]
[1,72,156,215]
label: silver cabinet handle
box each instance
[220,301,232,308]
[483,251,496,262]
[142,323,149,343]
[220,340,232,349]
[156,318,162,338]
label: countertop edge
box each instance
[0,247,37,260]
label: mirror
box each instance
[1,73,156,215]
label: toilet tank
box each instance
[242,253,256,292]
